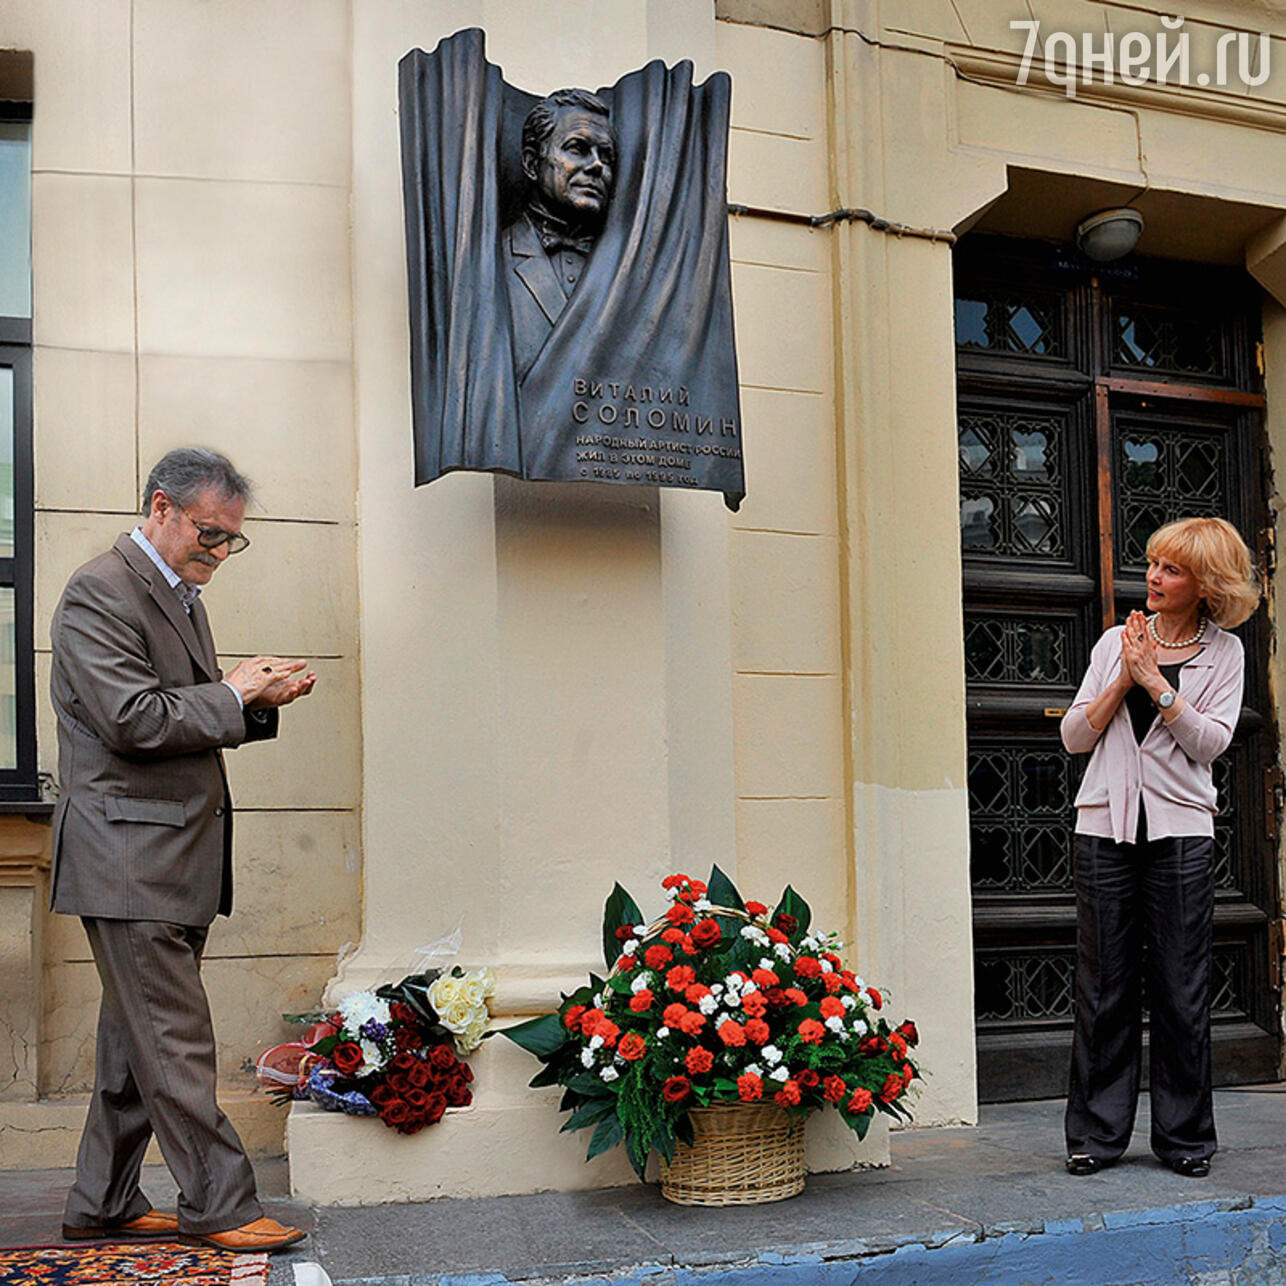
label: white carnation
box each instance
[589,1034,604,1050]
[758,957,776,971]
[622,939,639,956]
[820,960,834,974]
[634,924,649,936]
[600,1067,620,1083]
[761,1044,782,1065]
[657,1026,670,1039]
[852,1019,868,1037]
[698,995,718,1015]
[774,943,792,961]
[630,973,650,993]
[722,992,742,1009]
[744,1063,763,1077]
[825,1016,845,1033]
[841,995,856,1010]
[581,1047,596,1068]
[769,1065,789,1082]
[358,1039,384,1072]
[694,898,713,912]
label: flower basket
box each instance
[660,1101,805,1206]
[504,866,921,1198]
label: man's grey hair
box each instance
[521,88,614,164]
[141,447,254,515]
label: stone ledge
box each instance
[0,1087,286,1170]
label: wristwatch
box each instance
[1156,689,1176,710]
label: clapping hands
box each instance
[1120,610,1162,689]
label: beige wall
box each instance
[0,0,361,1162]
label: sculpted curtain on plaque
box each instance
[399,28,745,510]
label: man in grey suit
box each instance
[505,88,616,380]
[51,448,315,1253]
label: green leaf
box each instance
[707,864,746,912]
[842,1110,871,1141]
[602,883,644,969]
[774,884,813,936]
[502,1012,566,1058]
[650,1116,678,1164]
[674,1112,695,1146]
[561,1096,618,1134]
[310,1034,339,1057]
[529,1063,563,1089]
[587,1112,625,1160]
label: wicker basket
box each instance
[660,1102,806,1206]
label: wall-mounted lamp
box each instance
[1075,207,1144,262]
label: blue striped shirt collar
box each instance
[131,526,201,613]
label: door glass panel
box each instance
[958,410,1065,559]
[0,123,30,319]
[1113,302,1224,379]
[1116,424,1226,568]
[975,950,1075,1023]
[964,615,1072,685]
[954,289,1066,357]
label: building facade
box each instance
[1,0,1284,1200]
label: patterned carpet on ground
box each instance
[0,1245,268,1286]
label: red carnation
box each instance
[716,1019,746,1047]
[889,1033,908,1060]
[744,1018,771,1045]
[867,987,883,1010]
[766,927,788,945]
[618,1032,647,1061]
[823,973,843,995]
[629,989,654,1013]
[564,1004,587,1030]
[665,903,696,927]
[690,918,722,949]
[823,1075,847,1103]
[860,1036,888,1055]
[751,968,780,990]
[677,1010,706,1036]
[784,988,807,1007]
[848,1087,872,1114]
[774,1079,801,1107]
[666,965,696,991]
[615,924,637,941]
[685,1046,714,1075]
[661,927,687,945]
[661,1076,692,1103]
[740,990,767,1018]
[797,1019,825,1044]
[794,956,822,979]
[773,913,798,935]
[685,983,712,1005]
[880,1073,903,1103]
[745,901,768,916]
[662,873,690,890]
[737,1072,763,1102]
[645,945,674,970]
[331,1042,364,1077]
[662,1002,689,1028]
[902,1064,915,1087]
[617,955,636,972]
[819,996,845,1019]
[796,1068,820,1090]
[897,1020,920,1047]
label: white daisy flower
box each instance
[338,991,391,1033]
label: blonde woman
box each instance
[1060,518,1261,1179]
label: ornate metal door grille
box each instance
[955,238,1277,1101]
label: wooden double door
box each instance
[955,237,1279,1101]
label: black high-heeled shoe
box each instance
[1167,1156,1210,1177]
[1065,1154,1101,1175]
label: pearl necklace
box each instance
[1147,612,1206,649]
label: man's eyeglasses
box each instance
[180,508,251,555]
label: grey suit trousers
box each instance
[63,919,263,1235]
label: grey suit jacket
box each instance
[49,534,276,926]
[504,214,573,382]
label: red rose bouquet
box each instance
[504,867,920,1177]
[257,967,494,1135]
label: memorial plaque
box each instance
[399,28,745,510]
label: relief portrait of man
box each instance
[506,90,616,381]
[399,28,745,509]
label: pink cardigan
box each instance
[1060,623,1244,842]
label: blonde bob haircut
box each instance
[1146,517,1261,629]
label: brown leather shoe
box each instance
[181,1217,307,1253]
[63,1209,180,1240]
